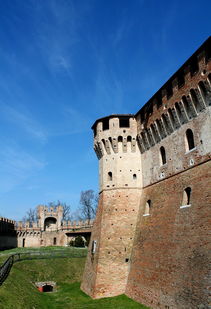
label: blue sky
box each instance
[0,0,210,220]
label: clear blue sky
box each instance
[0,0,210,220]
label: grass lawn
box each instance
[0,247,149,309]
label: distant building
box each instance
[16,205,93,247]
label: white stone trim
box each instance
[180,204,191,209]
[185,147,196,155]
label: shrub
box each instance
[69,236,85,247]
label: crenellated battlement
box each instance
[15,219,94,231]
[0,217,15,234]
[92,115,138,159]
[137,72,211,154]
[136,37,210,121]
[0,217,15,225]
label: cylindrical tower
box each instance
[81,114,142,298]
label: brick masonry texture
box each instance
[126,160,211,308]
[81,37,211,308]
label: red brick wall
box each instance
[81,188,141,298]
[126,160,211,309]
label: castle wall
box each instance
[17,231,41,247]
[41,230,67,247]
[136,52,211,187]
[0,235,17,250]
[0,218,17,250]
[82,37,211,308]
[125,40,211,308]
[126,160,210,309]
[140,107,210,187]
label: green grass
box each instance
[0,246,87,256]
[0,246,87,264]
[0,247,149,309]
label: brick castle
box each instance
[81,37,211,309]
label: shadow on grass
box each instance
[43,282,149,309]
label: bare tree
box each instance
[22,201,71,224]
[22,208,37,226]
[62,203,71,221]
[94,193,99,216]
[48,200,71,221]
[78,190,98,224]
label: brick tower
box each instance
[37,205,63,231]
[81,115,142,298]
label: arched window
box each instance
[133,174,137,180]
[143,200,151,216]
[160,146,166,165]
[108,172,112,181]
[182,187,191,206]
[186,129,195,151]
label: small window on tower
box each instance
[185,129,195,151]
[108,172,112,181]
[119,117,130,128]
[180,187,192,208]
[160,146,166,165]
[143,200,151,216]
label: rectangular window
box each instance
[102,118,109,130]
[119,117,130,128]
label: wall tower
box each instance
[81,115,142,298]
[37,205,63,231]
